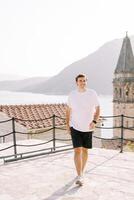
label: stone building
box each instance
[113,34,134,139]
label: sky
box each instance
[0,0,134,78]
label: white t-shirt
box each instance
[68,88,99,132]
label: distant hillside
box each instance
[1,36,134,95]
[0,74,27,81]
[20,36,134,95]
[0,77,50,91]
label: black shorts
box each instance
[70,127,93,149]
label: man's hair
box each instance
[75,74,87,82]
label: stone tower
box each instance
[113,34,134,138]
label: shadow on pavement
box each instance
[44,177,81,200]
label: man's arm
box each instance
[93,106,100,122]
[89,106,100,129]
[66,106,71,134]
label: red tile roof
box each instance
[0,104,67,129]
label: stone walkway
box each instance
[0,148,134,200]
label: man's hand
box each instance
[89,122,96,130]
[66,106,71,134]
[89,106,100,130]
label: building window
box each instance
[132,86,134,99]
[114,88,118,98]
[119,88,122,98]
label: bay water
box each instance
[0,91,113,138]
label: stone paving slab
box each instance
[0,148,134,200]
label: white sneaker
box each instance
[75,175,84,186]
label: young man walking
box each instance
[66,74,100,186]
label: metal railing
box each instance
[0,114,134,163]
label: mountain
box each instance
[0,74,27,81]
[20,36,134,95]
[0,77,50,91]
[1,36,134,95]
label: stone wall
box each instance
[113,103,134,139]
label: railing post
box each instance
[52,114,56,151]
[120,114,124,153]
[12,117,17,158]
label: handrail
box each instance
[16,139,53,147]
[0,114,134,163]
[0,131,13,138]
[14,116,53,122]
[0,118,12,123]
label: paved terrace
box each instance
[0,146,134,200]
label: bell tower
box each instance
[113,33,134,138]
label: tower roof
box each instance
[115,34,134,73]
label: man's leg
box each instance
[82,147,88,174]
[74,147,82,176]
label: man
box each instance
[66,74,100,186]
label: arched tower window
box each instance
[125,83,130,97]
[119,88,122,98]
[132,85,134,99]
[114,88,118,99]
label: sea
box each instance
[0,91,113,138]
